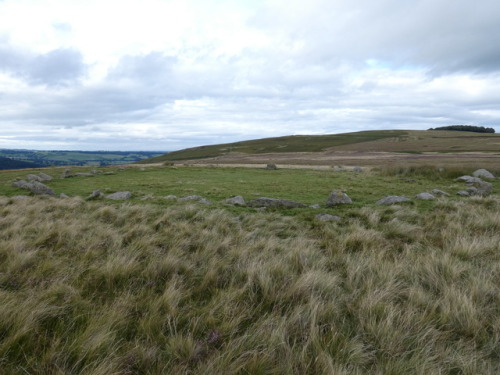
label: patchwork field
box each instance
[0,164,499,374]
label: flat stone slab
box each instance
[106,191,132,200]
[376,196,411,205]
[247,197,306,208]
[416,192,435,200]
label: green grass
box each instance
[0,165,499,374]
[2,164,494,213]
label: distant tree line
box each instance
[428,125,495,133]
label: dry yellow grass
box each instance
[0,193,499,374]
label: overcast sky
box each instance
[1,0,499,151]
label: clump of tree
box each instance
[428,125,495,133]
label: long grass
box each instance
[0,193,499,374]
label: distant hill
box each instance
[0,156,44,170]
[138,129,500,163]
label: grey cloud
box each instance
[0,40,86,86]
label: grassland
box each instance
[0,164,499,374]
[139,130,500,164]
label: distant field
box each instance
[139,130,500,165]
[0,149,164,168]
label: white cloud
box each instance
[0,0,499,151]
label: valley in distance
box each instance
[0,128,499,374]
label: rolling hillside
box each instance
[139,130,500,164]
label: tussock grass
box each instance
[0,195,499,374]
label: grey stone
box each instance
[27,174,42,182]
[416,192,435,200]
[12,180,30,188]
[164,195,178,200]
[466,180,493,196]
[265,163,278,170]
[61,169,73,178]
[455,175,482,183]
[60,193,69,198]
[472,169,495,180]
[431,189,450,197]
[179,195,212,204]
[309,204,321,209]
[88,190,104,199]
[26,181,56,196]
[75,173,94,177]
[352,166,363,172]
[315,213,341,222]
[38,173,53,181]
[457,190,470,196]
[247,197,306,208]
[333,166,345,172]
[225,195,246,206]
[106,191,132,200]
[326,190,352,206]
[376,196,411,205]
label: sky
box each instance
[1,0,500,151]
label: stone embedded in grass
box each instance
[75,173,94,177]
[106,191,132,200]
[315,213,341,221]
[309,204,320,209]
[466,180,492,196]
[225,195,246,206]
[164,195,177,200]
[376,195,411,205]
[457,190,470,196]
[265,163,278,170]
[247,197,306,208]
[352,166,363,172]
[88,190,104,199]
[27,174,42,182]
[61,169,73,178]
[472,169,495,179]
[326,190,352,206]
[431,189,450,197]
[12,180,30,189]
[27,181,56,196]
[38,173,53,181]
[416,192,435,200]
[455,175,482,183]
[179,195,211,204]
[60,193,69,198]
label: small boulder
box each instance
[472,169,495,180]
[352,166,363,172]
[61,169,73,178]
[179,195,212,204]
[315,213,341,222]
[376,196,411,205]
[431,189,450,197]
[88,190,104,199]
[27,174,42,182]
[12,180,30,189]
[247,197,306,208]
[164,195,178,200]
[38,173,53,181]
[455,175,482,183]
[309,204,321,209]
[416,192,435,200]
[326,190,352,207]
[106,191,132,200]
[225,195,246,206]
[466,180,493,196]
[265,164,278,170]
[457,190,470,197]
[27,181,56,196]
[60,193,69,198]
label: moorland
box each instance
[0,130,499,374]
